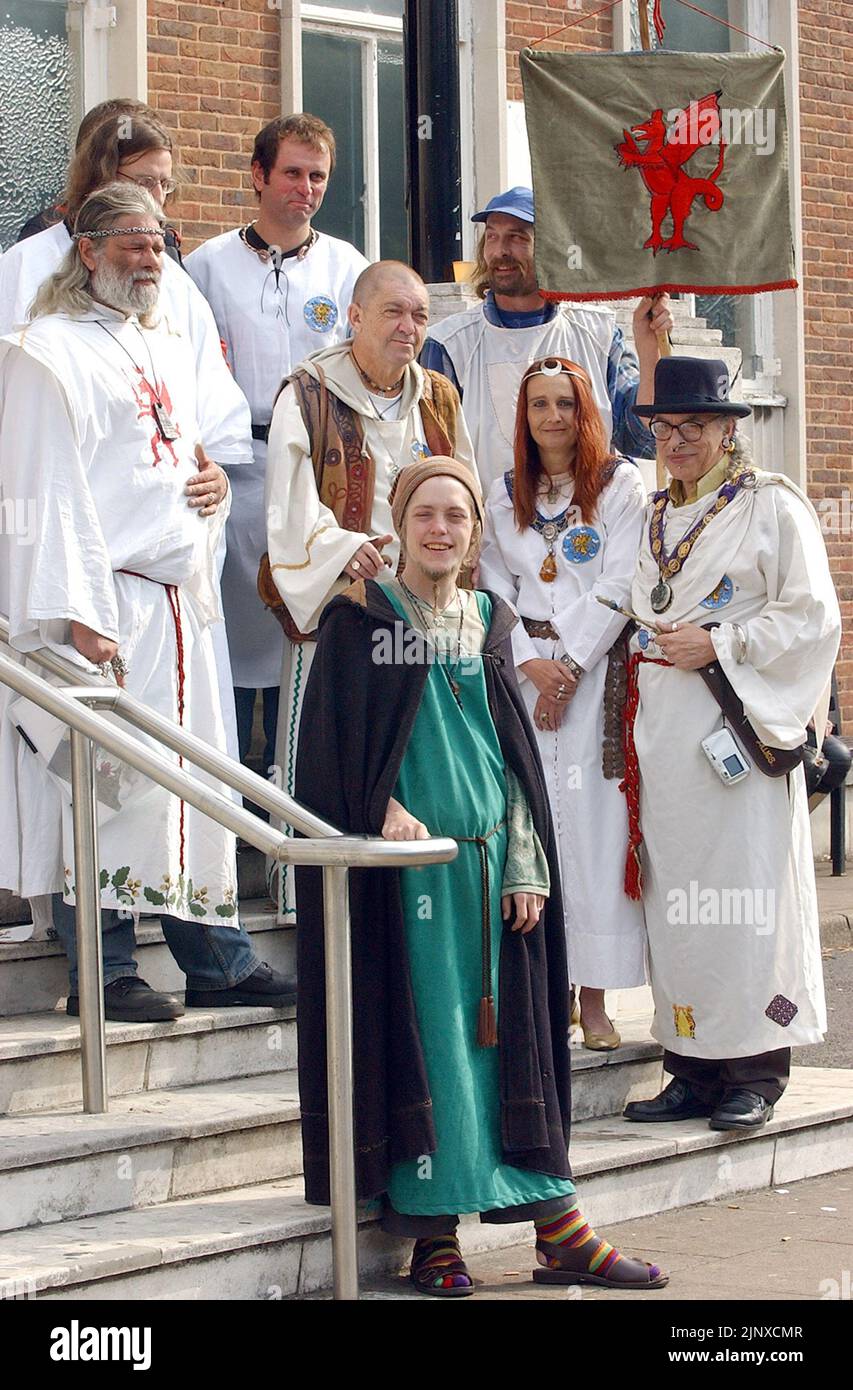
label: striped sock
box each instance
[412,1236,472,1290]
[534,1202,622,1277]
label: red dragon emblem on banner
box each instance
[615,90,726,254]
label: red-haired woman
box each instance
[479,357,646,1049]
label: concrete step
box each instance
[0,1005,296,1115]
[0,1072,302,1233]
[0,1002,658,1119]
[1,1066,849,1299]
[0,900,292,1017]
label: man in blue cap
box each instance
[421,186,673,493]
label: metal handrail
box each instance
[0,624,458,1300]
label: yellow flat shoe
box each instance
[581,1021,621,1051]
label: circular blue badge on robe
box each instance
[562,525,601,564]
[411,439,430,461]
[304,295,339,333]
[638,628,651,650]
[700,575,734,609]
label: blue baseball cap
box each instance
[471,186,535,225]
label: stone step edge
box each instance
[3,1081,853,1297]
[0,1003,295,1064]
[0,899,288,963]
[0,1071,302,1172]
[0,1008,655,1069]
[1,1065,849,1183]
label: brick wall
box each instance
[799,0,853,717]
[147,0,280,249]
[506,2,612,102]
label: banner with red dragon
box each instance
[520,48,796,301]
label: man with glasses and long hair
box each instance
[622,357,840,1132]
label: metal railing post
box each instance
[69,730,108,1113]
[322,864,359,1301]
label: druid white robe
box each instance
[265,342,477,918]
[0,221,253,753]
[426,303,615,494]
[479,460,648,988]
[185,228,368,688]
[630,472,841,1058]
[0,309,239,925]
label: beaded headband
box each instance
[72,225,164,241]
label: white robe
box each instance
[265,344,478,919]
[0,309,239,925]
[630,472,841,1058]
[0,222,253,752]
[479,461,648,987]
[426,303,615,494]
[185,228,368,687]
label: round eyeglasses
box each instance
[118,173,178,197]
[649,418,717,443]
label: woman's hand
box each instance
[502,891,545,934]
[520,657,578,702]
[382,795,430,840]
[655,622,716,671]
[186,444,229,516]
[344,534,393,581]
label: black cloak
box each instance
[294,579,573,1205]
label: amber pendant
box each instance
[539,549,558,583]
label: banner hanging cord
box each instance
[528,0,780,54]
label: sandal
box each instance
[410,1235,475,1298]
[533,1241,668,1289]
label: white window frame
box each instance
[301,4,404,262]
[67,0,116,112]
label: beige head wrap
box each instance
[389,456,485,535]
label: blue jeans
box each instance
[52,894,259,994]
[234,686,279,771]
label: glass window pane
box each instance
[378,39,405,261]
[302,29,365,253]
[307,1,403,16]
[647,0,733,52]
[0,1,80,250]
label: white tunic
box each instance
[0,220,253,759]
[479,461,648,987]
[0,310,239,925]
[265,343,477,918]
[427,303,615,495]
[630,473,841,1058]
[185,229,368,687]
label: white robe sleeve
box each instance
[452,403,480,488]
[264,384,369,633]
[710,482,841,749]
[479,483,540,670]
[551,464,645,670]
[170,264,253,468]
[0,348,119,652]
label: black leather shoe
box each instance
[709,1089,774,1131]
[624,1076,716,1122]
[67,976,184,1022]
[184,962,297,1009]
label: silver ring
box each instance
[352,559,361,571]
[672,622,679,631]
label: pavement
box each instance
[363,1172,853,1302]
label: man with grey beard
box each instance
[0,183,296,1021]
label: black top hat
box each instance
[633,357,752,419]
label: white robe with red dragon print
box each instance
[0,307,239,925]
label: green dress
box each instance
[382,581,575,1216]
